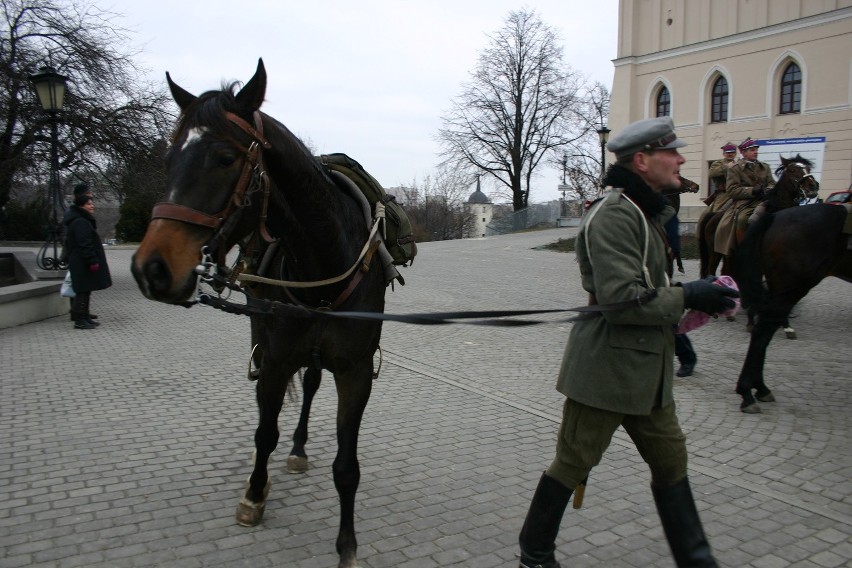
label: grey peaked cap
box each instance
[606,117,688,160]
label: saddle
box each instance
[319,153,417,267]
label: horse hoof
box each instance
[785,329,797,339]
[235,499,265,526]
[741,402,762,414]
[757,392,776,403]
[337,554,361,568]
[287,455,309,474]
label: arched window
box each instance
[710,76,728,123]
[656,87,670,117]
[780,62,801,114]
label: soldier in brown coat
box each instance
[705,142,738,212]
[713,138,775,256]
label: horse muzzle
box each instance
[131,219,208,304]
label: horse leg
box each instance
[707,252,720,277]
[236,366,291,527]
[695,211,716,278]
[287,367,322,474]
[736,316,782,413]
[332,359,374,568]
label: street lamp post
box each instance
[29,65,68,270]
[596,125,611,190]
[559,153,568,217]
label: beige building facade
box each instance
[610,0,852,215]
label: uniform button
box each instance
[638,338,646,344]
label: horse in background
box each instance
[698,154,818,279]
[733,203,850,413]
[131,59,390,568]
[663,176,699,276]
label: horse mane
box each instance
[774,154,814,178]
[168,81,326,183]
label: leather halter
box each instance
[151,110,274,244]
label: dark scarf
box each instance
[603,164,674,273]
[603,164,669,218]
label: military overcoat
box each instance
[707,158,735,212]
[726,159,775,205]
[557,188,685,415]
[714,159,775,254]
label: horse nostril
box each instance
[144,257,172,293]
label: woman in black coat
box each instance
[63,194,112,329]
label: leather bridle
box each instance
[151,110,275,252]
[159,110,382,311]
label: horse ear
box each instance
[235,58,267,112]
[166,72,197,111]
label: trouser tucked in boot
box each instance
[652,477,718,567]
[518,473,572,568]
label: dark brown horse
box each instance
[733,203,851,413]
[131,59,388,568]
[696,155,819,337]
[698,154,819,279]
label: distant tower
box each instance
[464,176,493,238]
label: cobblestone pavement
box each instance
[1,229,850,568]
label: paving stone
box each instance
[0,233,849,567]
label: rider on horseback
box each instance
[713,138,775,258]
[704,142,737,212]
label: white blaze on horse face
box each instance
[180,127,207,152]
[165,127,209,202]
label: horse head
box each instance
[132,59,272,304]
[773,154,819,206]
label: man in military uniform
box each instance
[705,142,737,212]
[713,138,775,257]
[518,117,737,568]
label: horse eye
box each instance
[217,153,238,168]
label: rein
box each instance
[192,266,659,326]
[237,218,381,289]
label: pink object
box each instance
[676,275,740,334]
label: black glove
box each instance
[682,277,740,315]
[752,185,765,197]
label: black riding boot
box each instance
[518,473,573,568]
[652,477,718,568]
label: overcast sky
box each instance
[109,0,619,203]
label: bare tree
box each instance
[0,0,172,212]
[404,165,476,241]
[438,9,586,211]
[566,82,611,199]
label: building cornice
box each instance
[613,7,852,68]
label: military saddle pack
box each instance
[319,153,417,267]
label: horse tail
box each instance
[735,211,775,312]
